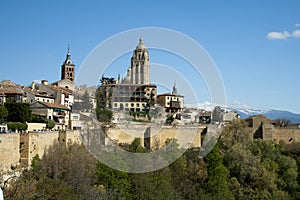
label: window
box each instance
[114,103,118,107]
[131,103,134,107]
[137,103,140,107]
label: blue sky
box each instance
[0,0,300,113]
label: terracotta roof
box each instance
[20,86,56,99]
[0,86,24,95]
[35,93,55,98]
[157,93,184,97]
[44,84,73,95]
[245,114,270,120]
[38,101,70,111]
[51,79,74,86]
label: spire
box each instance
[136,37,146,50]
[67,44,70,55]
[139,37,143,45]
[172,81,178,95]
[64,44,73,65]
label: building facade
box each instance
[157,84,184,114]
[98,82,156,112]
[98,38,157,113]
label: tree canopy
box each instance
[4,101,31,123]
[3,120,300,199]
[0,105,8,123]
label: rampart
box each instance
[107,125,207,149]
[0,130,81,173]
[0,134,20,171]
[273,128,300,144]
[2,123,300,177]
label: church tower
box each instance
[61,46,75,83]
[129,37,150,84]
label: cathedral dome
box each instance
[136,37,146,50]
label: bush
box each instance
[7,122,28,131]
[96,108,113,122]
[30,114,47,123]
[46,119,56,129]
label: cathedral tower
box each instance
[127,37,150,84]
[61,46,75,83]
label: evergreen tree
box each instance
[4,101,31,123]
[0,105,8,123]
[81,90,93,111]
[206,144,234,199]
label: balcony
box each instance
[170,101,181,108]
[53,111,66,117]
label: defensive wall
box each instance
[273,128,300,144]
[0,130,81,173]
[106,125,207,149]
[1,123,300,176]
[0,134,20,172]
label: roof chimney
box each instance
[31,81,35,90]
[41,80,48,85]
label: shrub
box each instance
[7,122,28,131]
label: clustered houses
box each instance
[0,48,77,130]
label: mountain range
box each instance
[194,102,300,124]
[234,109,300,124]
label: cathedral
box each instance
[122,37,150,84]
[98,38,157,112]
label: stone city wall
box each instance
[1,130,82,170]
[0,134,20,172]
[273,128,300,144]
[106,126,205,149]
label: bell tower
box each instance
[130,37,150,84]
[61,45,75,83]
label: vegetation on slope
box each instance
[3,120,300,199]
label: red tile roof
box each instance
[38,101,70,111]
[45,84,73,95]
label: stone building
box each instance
[98,38,157,112]
[0,81,26,104]
[157,83,184,114]
[122,37,150,84]
[30,101,71,129]
[245,114,272,129]
[223,110,240,123]
[39,80,74,109]
[61,46,75,83]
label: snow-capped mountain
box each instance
[187,101,300,124]
[234,109,300,124]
